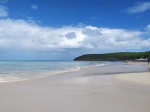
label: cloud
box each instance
[31,4,38,10]
[82,26,101,37]
[0,19,84,50]
[0,18,150,59]
[81,27,144,49]
[0,5,8,17]
[127,2,150,13]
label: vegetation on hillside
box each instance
[74,51,150,61]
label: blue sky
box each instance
[0,0,150,60]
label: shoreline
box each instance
[0,62,149,84]
[0,60,149,84]
[0,62,148,84]
[0,62,150,112]
[0,65,82,84]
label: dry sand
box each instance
[0,63,150,112]
[115,72,150,85]
[115,63,150,85]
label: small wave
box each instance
[95,64,107,66]
[0,66,81,84]
[0,64,110,84]
[0,76,27,83]
[0,64,108,84]
[34,66,81,79]
[80,64,107,69]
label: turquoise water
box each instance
[0,60,123,83]
[0,60,109,83]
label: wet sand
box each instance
[0,63,150,112]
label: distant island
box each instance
[74,51,150,61]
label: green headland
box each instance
[74,51,150,61]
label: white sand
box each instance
[0,63,150,112]
[116,62,150,85]
[115,72,150,85]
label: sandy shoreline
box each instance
[0,63,150,112]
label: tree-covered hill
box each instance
[74,51,150,61]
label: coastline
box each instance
[0,62,150,112]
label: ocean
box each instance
[0,60,111,83]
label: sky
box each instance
[0,0,150,60]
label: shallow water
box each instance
[0,60,113,83]
[0,60,148,83]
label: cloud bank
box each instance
[0,19,149,53]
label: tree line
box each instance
[74,51,150,61]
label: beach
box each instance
[0,63,150,112]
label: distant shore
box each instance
[124,61,150,65]
[0,62,150,112]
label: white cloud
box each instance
[0,19,84,50]
[127,2,150,13]
[0,5,8,17]
[31,5,38,10]
[81,27,143,49]
[0,18,150,59]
